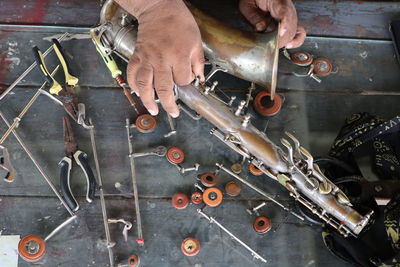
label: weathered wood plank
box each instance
[0,0,399,39]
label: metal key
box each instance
[108,218,133,242]
[129,146,167,158]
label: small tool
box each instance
[126,119,145,246]
[175,163,200,174]
[59,116,96,211]
[33,39,89,127]
[90,29,140,114]
[108,218,133,242]
[129,146,167,158]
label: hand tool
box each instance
[175,163,200,174]
[0,111,75,216]
[126,119,144,246]
[0,32,68,101]
[129,146,167,158]
[108,218,133,242]
[164,114,177,138]
[197,209,267,263]
[59,116,96,211]
[87,120,114,267]
[215,163,304,221]
[0,145,15,182]
[90,28,140,114]
[33,39,90,128]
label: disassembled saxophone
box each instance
[93,0,373,238]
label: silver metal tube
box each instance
[44,215,77,242]
[0,111,75,216]
[216,163,304,221]
[197,209,267,263]
[88,121,114,267]
[125,119,144,246]
[0,66,60,145]
[0,32,68,101]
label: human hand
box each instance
[239,0,306,48]
[116,0,205,117]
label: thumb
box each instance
[239,0,269,32]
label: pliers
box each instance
[33,39,89,127]
[59,116,96,211]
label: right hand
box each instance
[116,0,205,118]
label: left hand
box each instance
[239,0,306,48]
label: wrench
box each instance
[108,218,133,242]
[129,146,167,158]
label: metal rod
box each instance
[44,215,77,242]
[0,111,75,216]
[125,119,144,246]
[197,209,267,263]
[0,32,69,101]
[216,163,304,221]
[88,121,114,267]
[0,66,60,145]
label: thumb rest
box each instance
[94,0,373,237]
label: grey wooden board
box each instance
[0,26,399,93]
[0,196,350,267]
[1,0,400,40]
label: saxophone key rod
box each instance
[216,163,304,221]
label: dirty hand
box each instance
[239,0,306,48]
[116,0,205,117]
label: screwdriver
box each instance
[89,29,139,114]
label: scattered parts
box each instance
[172,192,189,209]
[127,255,140,267]
[253,216,271,234]
[247,202,267,216]
[225,181,241,197]
[290,51,313,66]
[18,235,46,262]
[176,163,200,174]
[197,209,267,263]
[191,192,203,204]
[135,114,157,133]
[130,146,167,158]
[249,163,263,176]
[181,237,201,257]
[200,173,217,187]
[203,187,223,207]
[107,218,133,242]
[312,58,333,77]
[253,91,282,117]
[230,163,242,174]
[166,147,185,164]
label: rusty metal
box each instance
[98,0,279,94]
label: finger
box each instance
[172,58,193,86]
[136,64,158,115]
[239,0,269,31]
[153,68,179,117]
[126,54,140,96]
[278,15,297,48]
[286,26,306,49]
[191,44,205,82]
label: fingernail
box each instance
[170,110,179,118]
[286,43,293,49]
[148,109,158,116]
[280,28,287,37]
[255,22,266,31]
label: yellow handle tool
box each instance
[52,39,79,87]
[33,46,63,95]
